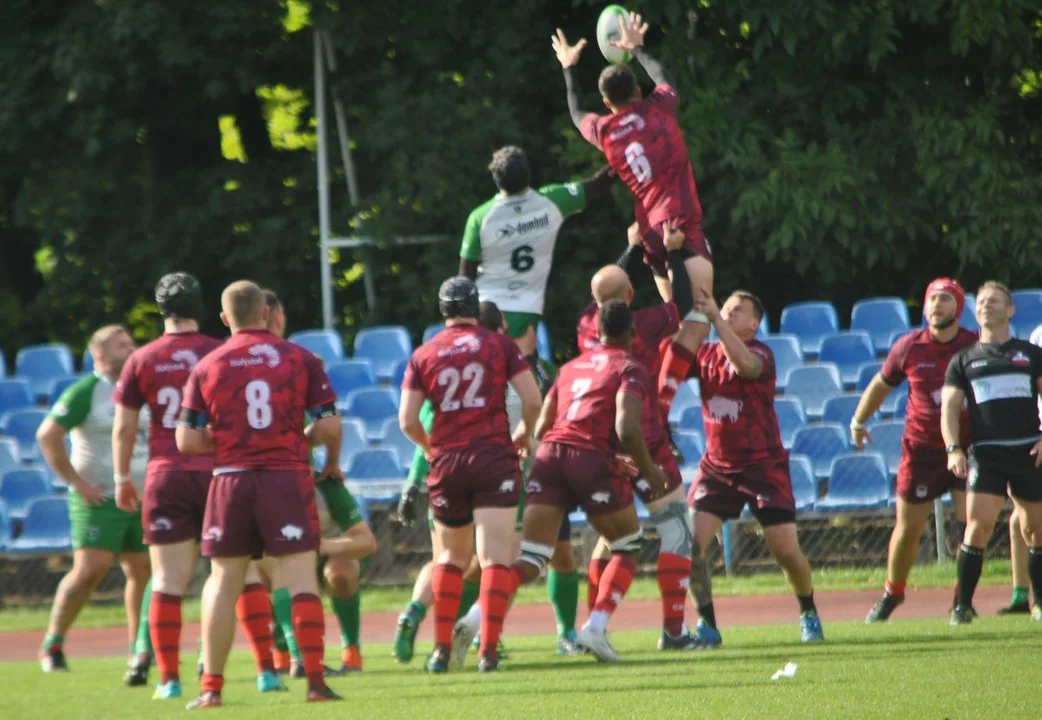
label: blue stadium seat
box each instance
[288,329,345,365]
[46,375,81,404]
[879,379,908,416]
[422,323,445,344]
[537,321,553,363]
[354,326,413,382]
[81,347,93,373]
[851,297,910,354]
[677,406,704,435]
[0,349,6,376]
[818,331,875,386]
[789,455,817,513]
[0,499,10,550]
[0,467,52,520]
[375,418,417,471]
[763,335,803,391]
[855,361,884,391]
[0,438,19,474]
[867,420,904,477]
[1012,289,1042,335]
[709,314,769,342]
[779,302,840,356]
[816,452,890,511]
[15,344,74,400]
[892,393,908,420]
[6,496,72,554]
[330,418,370,470]
[921,293,977,331]
[346,448,403,480]
[0,408,47,462]
[774,397,806,449]
[791,423,850,479]
[667,380,700,426]
[783,364,843,419]
[325,360,377,401]
[821,394,868,427]
[341,387,399,438]
[0,378,35,415]
[672,430,704,468]
[390,359,408,389]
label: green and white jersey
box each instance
[48,373,151,495]
[459,183,586,315]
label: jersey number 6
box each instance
[510,244,535,273]
[625,142,652,183]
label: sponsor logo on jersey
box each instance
[575,353,609,373]
[706,396,743,423]
[970,373,1032,404]
[280,524,304,540]
[156,349,200,373]
[437,334,481,358]
[1012,351,1031,366]
[495,213,550,240]
[565,182,580,196]
[229,343,281,369]
[969,360,988,370]
[609,113,646,141]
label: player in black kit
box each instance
[941,281,1042,624]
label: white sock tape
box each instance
[684,311,710,325]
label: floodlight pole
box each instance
[314,30,335,331]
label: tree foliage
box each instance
[0,0,1039,362]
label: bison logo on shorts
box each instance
[249,343,281,368]
[280,524,304,541]
[499,480,515,493]
[590,491,611,504]
[635,478,651,494]
[706,396,743,423]
[203,526,223,542]
[526,480,541,493]
[431,496,449,508]
[150,517,173,532]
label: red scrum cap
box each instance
[924,278,965,320]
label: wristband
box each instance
[114,474,131,486]
[945,444,961,454]
[849,419,866,432]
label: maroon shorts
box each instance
[142,469,212,545]
[640,215,712,278]
[427,445,521,527]
[897,439,964,503]
[201,469,320,558]
[688,455,795,525]
[527,442,633,517]
[622,448,683,504]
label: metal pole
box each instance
[314,30,334,331]
[933,498,947,563]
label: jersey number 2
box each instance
[246,380,273,429]
[625,142,652,183]
[157,387,181,430]
[439,363,486,412]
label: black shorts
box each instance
[967,444,1042,502]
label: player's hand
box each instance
[626,222,641,247]
[694,287,721,322]
[316,460,345,485]
[850,425,873,450]
[115,481,140,511]
[396,484,420,527]
[609,11,649,52]
[512,428,533,459]
[1030,440,1042,468]
[615,454,639,480]
[75,480,106,506]
[551,28,587,68]
[947,449,968,479]
[644,465,670,499]
[663,220,685,251]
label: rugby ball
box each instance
[596,5,632,65]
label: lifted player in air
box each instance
[552,12,713,422]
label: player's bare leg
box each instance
[192,555,250,709]
[688,510,723,647]
[324,557,363,673]
[658,256,714,422]
[867,500,933,623]
[763,523,823,641]
[119,552,151,677]
[274,550,338,700]
[40,548,112,672]
[149,540,197,697]
[644,486,699,648]
[459,506,519,672]
[427,519,476,673]
[1003,512,1031,614]
[236,561,282,692]
[1011,499,1042,621]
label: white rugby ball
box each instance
[596,5,632,65]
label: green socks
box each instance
[405,599,427,622]
[133,578,153,658]
[1012,586,1029,606]
[272,587,300,661]
[41,633,64,652]
[332,594,361,649]
[547,570,579,639]
[457,579,481,620]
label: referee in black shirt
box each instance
[942,281,1042,624]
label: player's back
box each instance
[583,87,701,229]
[116,331,223,471]
[186,329,325,470]
[543,346,649,455]
[404,324,528,453]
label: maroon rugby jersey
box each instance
[402,324,529,453]
[881,327,977,449]
[114,332,223,472]
[577,301,677,460]
[692,340,783,468]
[181,329,335,469]
[579,85,703,233]
[542,346,650,455]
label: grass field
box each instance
[0,559,1015,632]
[1,616,1035,719]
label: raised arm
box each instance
[698,290,761,379]
[552,29,594,130]
[612,12,678,88]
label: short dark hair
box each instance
[261,288,281,309]
[977,280,1012,305]
[478,301,504,332]
[598,299,632,341]
[729,290,765,320]
[598,64,639,106]
[488,146,531,194]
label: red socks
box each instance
[588,558,610,613]
[149,591,183,684]
[658,341,697,419]
[291,593,327,688]
[885,580,906,597]
[593,555,637,617]
[201,672,224,693]
[657,552,691,637]
[478,565,513,660]
[236,583,275,675]
[432,563,463,647]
